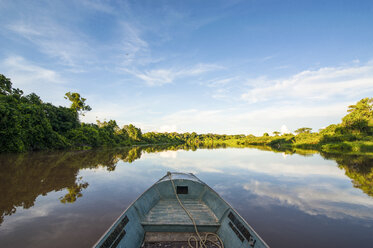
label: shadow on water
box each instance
[0,144,372,227]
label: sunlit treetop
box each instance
[64,92,92,116]
[342,97,373,133]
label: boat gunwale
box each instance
[92,172,270,248]
[92,175,161,247]
[198,177,270,248]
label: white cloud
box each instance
[1,56,68,104]
[234,161,346,178]
[117,22,150,66]
[2,56,61,85]
[243,180,373,219]
[79,0,115,14]
[4,4,158,71]
[130,69,174,86]
[206,77,237,87]
[141,146,347,179]
[280,125,290,134]
[161,109,224,129]
[138,101,348,135]
[7,22,94,69]
[236,102,349,121]
[211,88,230,100]
[159,125,178,133]
[125,63,223,86]
[241,63,373,103]
[159,151,178,158]
[81,100,147,125]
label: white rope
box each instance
[167,172,224,248]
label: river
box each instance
[0,146,372,248]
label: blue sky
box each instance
[1,0,372,135]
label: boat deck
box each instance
[94,173,269,248]
[142,240,220,248]
[142,199,219,226]
[141,232,222,248]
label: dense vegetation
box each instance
[0,74,184,152]
[1,74,372,154]
[237,97,373,154]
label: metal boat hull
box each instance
[94,172,269,248]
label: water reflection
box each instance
[321,152,373,197]
[252,145,373,197]
[0,145,191,225]
[0,145,372,248]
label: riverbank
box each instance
[1,75,372,154]
[236,138,373,156]
[189,134,373,156]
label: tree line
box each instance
[1,74,372,153]
[0,74,184,152]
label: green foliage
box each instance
[319,124,340,136]
[0,146,160,222]
[0,74,23,96]
[64,92,92,116]
[0,73,372,156]
[321,142,352,153]
[60,179,89,204]
[123,124,142,141]
[321,153,373,197]
[0,81,71,152]
[295,127,312,134]
[342,97,373,134]
[273,131,281,136]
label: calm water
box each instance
[0,146,372,248]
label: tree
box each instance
[25,93,42,105]
[0,74,12,95]
[64,92,92,116]
[342,98,373,133]
[273,131,280,136]
[319,124,339,136]
[0,74,23,96]
[295,127,312,134]
[124,124,142,141]
[263,133,269,137]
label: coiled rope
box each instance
[167,172,224,248]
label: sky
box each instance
[1,0,372,135]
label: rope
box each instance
[167,172,224,248]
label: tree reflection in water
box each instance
[0,144,372,226]
[0,145,188,225]
[59,177,89,204]
[321,152,373,197]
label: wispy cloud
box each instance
[139,101,350,135]
[117,22,150,66]
[1,56,68,104]
[125,63,223,86]
[7,21,94,69]
[205,76,238,87]
[2,56,62,85]
[79,0,116,14]
[241,62,373,103]
[243,180,373,219]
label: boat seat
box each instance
[142,232,221,248]
[141,199,220,232]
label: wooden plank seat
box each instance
[141,199,220,232]
[141,232,222,248]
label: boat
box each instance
[94,172,269,248]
